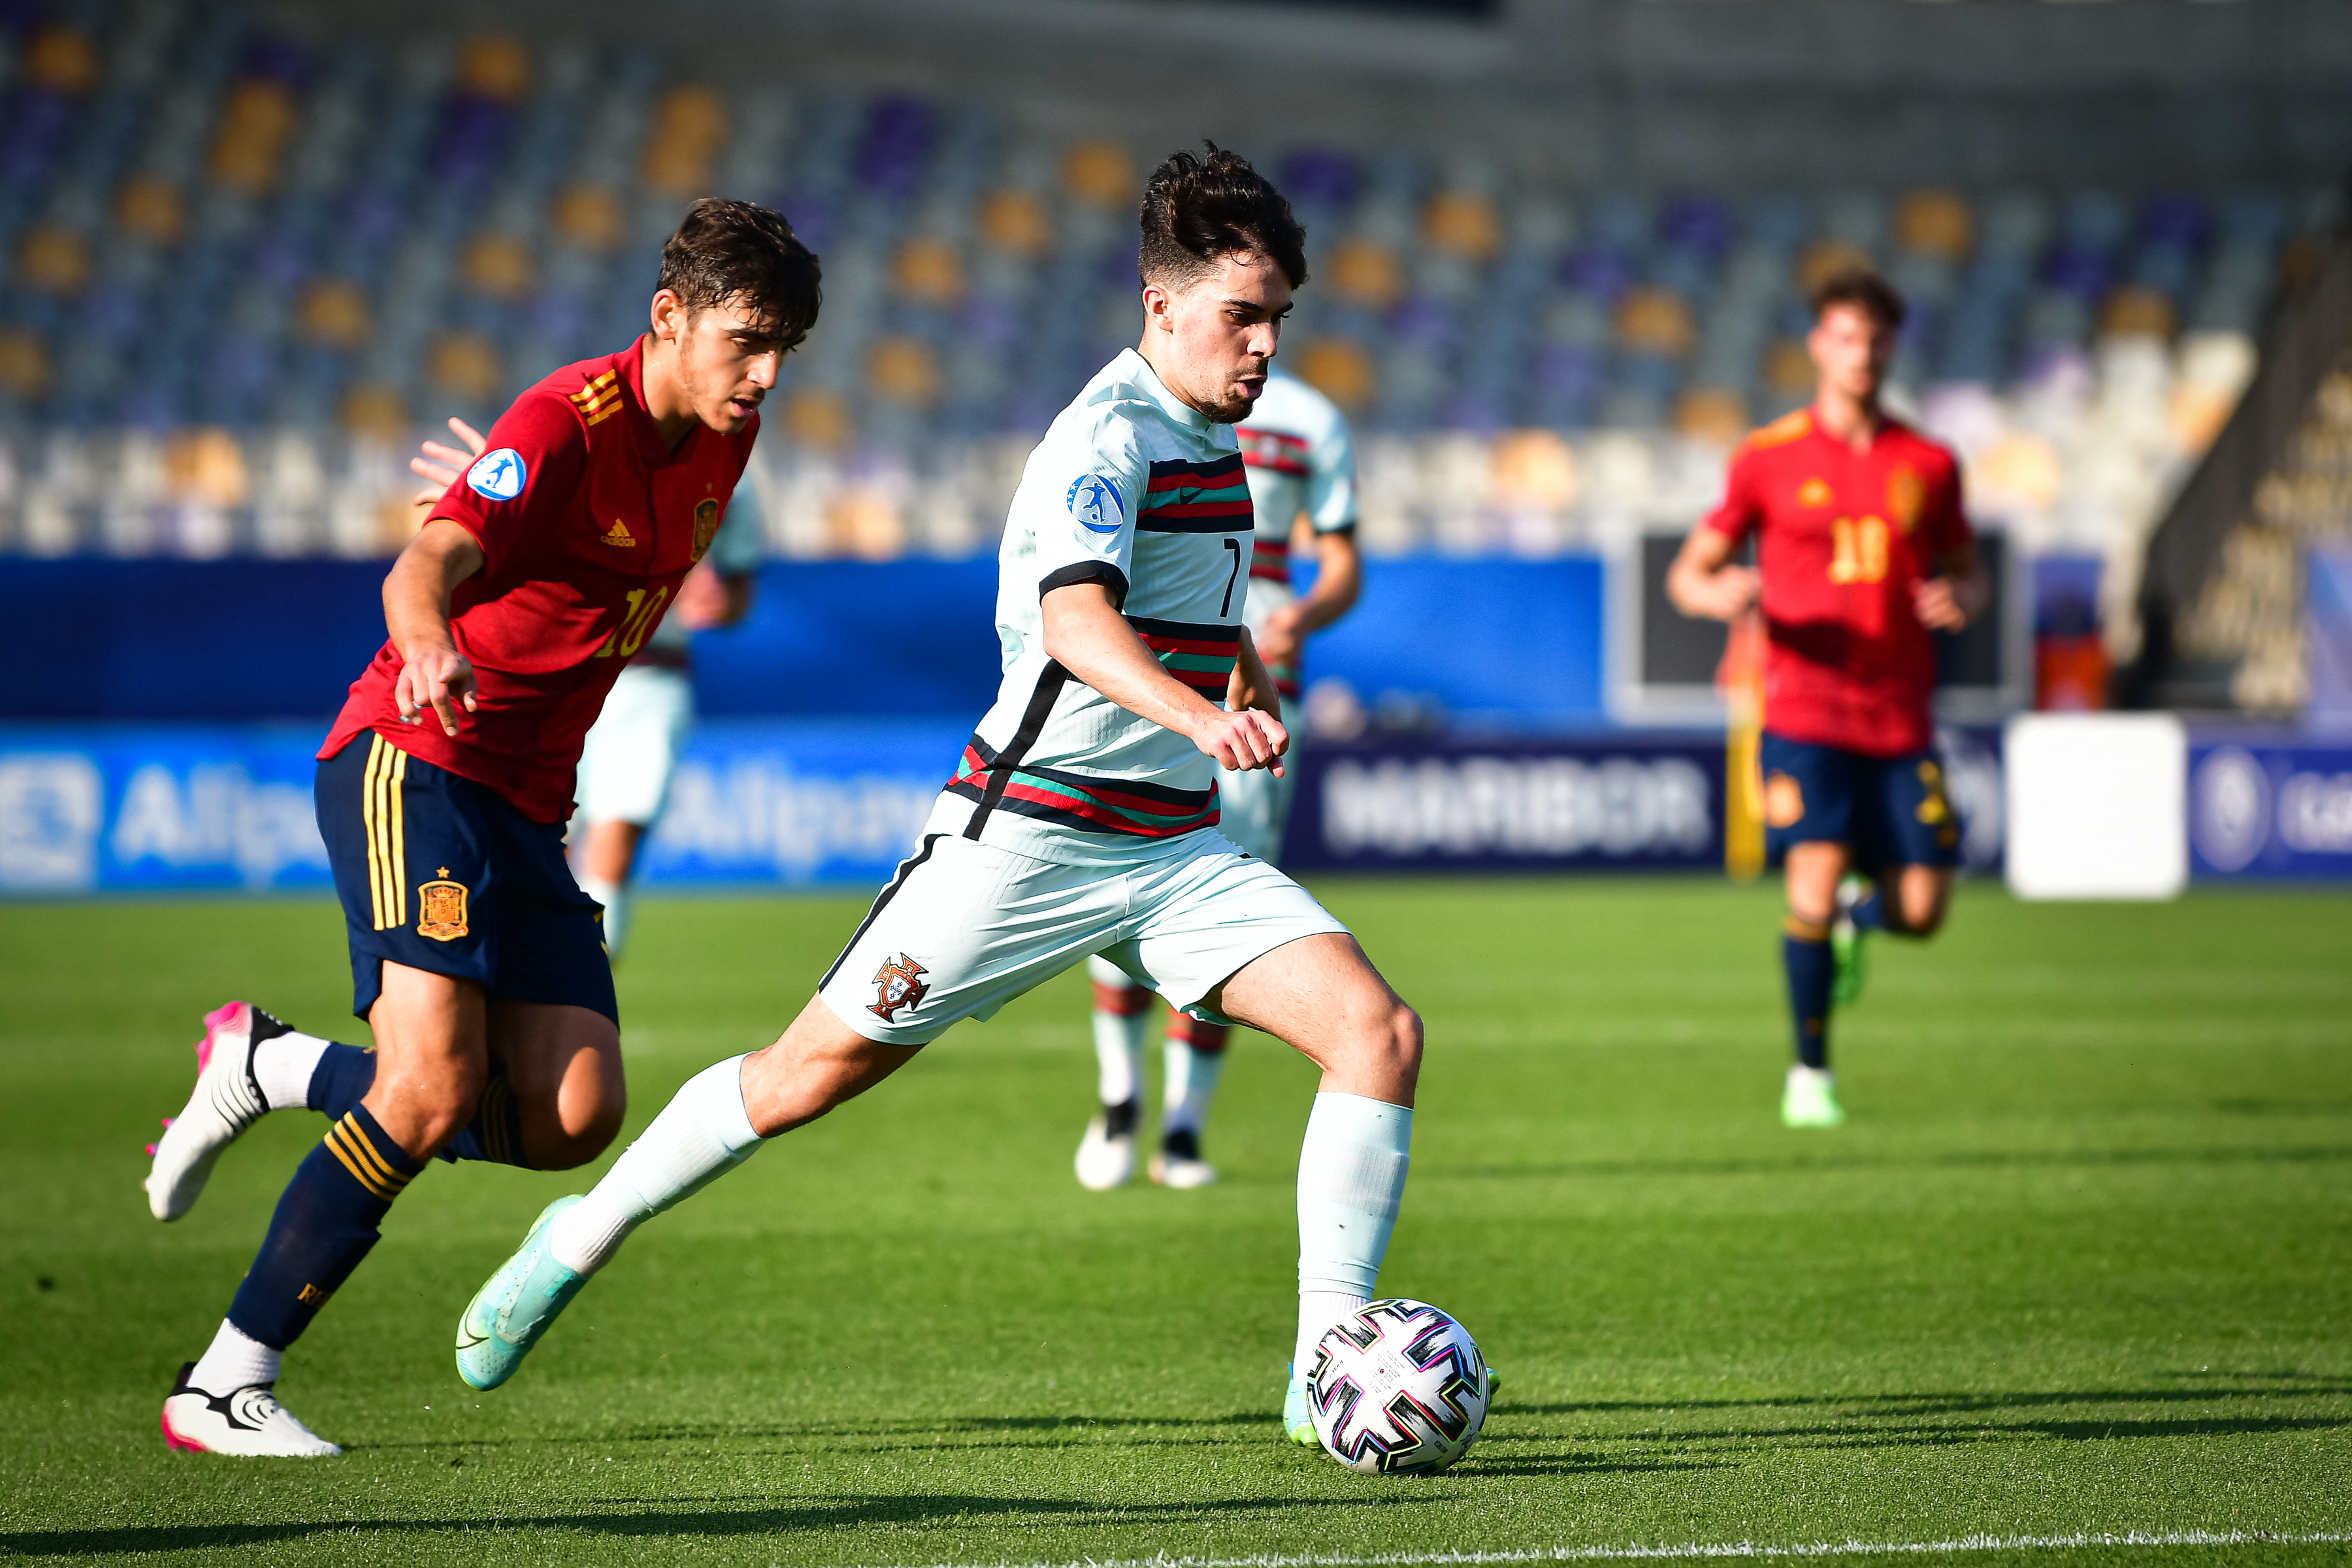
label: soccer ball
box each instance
[1307,1298,1489,1475]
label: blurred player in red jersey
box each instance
[140,200,819,1456]
[1667,269,1986,1128]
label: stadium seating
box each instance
[0,8,2332,569]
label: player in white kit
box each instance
[453,146,1428,1449]
[1076,370,1363,1190]
[410,427,767,957]
[571,487,763,956]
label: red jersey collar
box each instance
[615,337,704,468]
[1805,402,1909,455]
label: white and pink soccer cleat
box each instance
[160,1364,340,1458]
[143,1002,288,1221]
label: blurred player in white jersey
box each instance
[411,423,766,957]
[1077,369,1362,1190]
[572,488,763,955]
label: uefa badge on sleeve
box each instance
[1066,474,1122,536]
[466,448,527,502]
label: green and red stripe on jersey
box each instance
[1127,615,1239,698]
[947,738,1220,839]
[1239,427,1309,477]
[1250,536,1290,583]
[1139,454,1253,533]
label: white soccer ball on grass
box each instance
[1306,1298,1490,1475]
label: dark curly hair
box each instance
[1137,143,1307,294]
[1809,267,1905,331]
[655,197,823,350]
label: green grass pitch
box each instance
[1,879,2347,1565]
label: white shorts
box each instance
[1216,754,1299,864]
[817,830,1349,1046]
[575,664,694,826]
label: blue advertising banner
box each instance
[0,725,335,893]
[0,719,971,896]
[2188,738,2352,879]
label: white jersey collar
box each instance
[1114,348,1219,437]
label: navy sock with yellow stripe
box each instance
[305,1047,531,1168]
[441,1072,528,1167]
[227,1105,423,1350]
[1783,916,1834,1071]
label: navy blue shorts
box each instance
[315,734,615,1022]
[1759,732,1961,873]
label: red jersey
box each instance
[321,340,757,821]
[1700,408,1972,759]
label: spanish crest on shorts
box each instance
[868,954,930,1021]
[1066,474,1122,536]
[467,448,527,501]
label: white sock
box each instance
[581,875,630,958]
[252,1031,333,1112]
[547,1054,762,1276]
[188,1318,281,1394]
[1161,1035,1225,1137]
[1086,955,1148,1107]
[1294,1092,1412,1374]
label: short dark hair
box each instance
[656,197,823,350]
[1810,267,1905,331]
[1138,143,1308,293]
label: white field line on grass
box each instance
[887,1529,2352,1568]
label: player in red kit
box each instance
[1668,269,1985,1128]
[140,200,820,1456]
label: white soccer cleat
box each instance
[1147,1129,1218,1188]
[145,1002,287,1222]
[1781,1064,1847,1128]
[159,1363,341,1458]
[1074,1100,1139,1190]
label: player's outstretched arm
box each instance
[1228,627,1282,724]
[384,520,486,736]
[1042,582,1287,776]
[1666,525,1760,623]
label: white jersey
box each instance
[1233,372,1358,693]
[643,482,766,655]
[923,349,1253,866]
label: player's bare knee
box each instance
[1388,1000,1425,1089]
[393,1070,488,1155]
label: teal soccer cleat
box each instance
[1284,1363,1318,1447]
[456,1195,590,1391]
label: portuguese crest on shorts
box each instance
[868,953,929,1021]
[417,868,470,941]
[691,496,721,563]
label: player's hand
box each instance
[395,641,479,736]
[674,563,730,630]
[408,417,489,508]
[1692,564,1761,621]
[1194,707,1288,777]
[1915,576,1968,632]
[1253,603,1305,668]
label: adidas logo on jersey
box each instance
[600,520,636,547]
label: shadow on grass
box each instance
[0,1488,1424,1556]
[368,1410,1285,1453]
[1505,1382,2352,1419]
[1433,1143,2352,1185]
[1487,1384,2352,1453]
